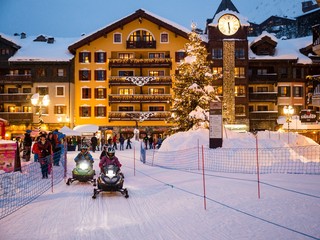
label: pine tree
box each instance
[170,24,219,133]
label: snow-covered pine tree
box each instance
[169,24,219,133]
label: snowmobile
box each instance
[66,159,96,186]
[92,165,128,199]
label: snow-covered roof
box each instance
[249,35,313,64]
[7,34,76,62]
[250,31,278,46]
[208,9,250,27]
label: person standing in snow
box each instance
[34,133,53,179]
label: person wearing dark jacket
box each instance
[33,133,53,179]
[23,131,33,161]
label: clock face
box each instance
[218,14,240,36]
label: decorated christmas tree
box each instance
[170,24,220,133]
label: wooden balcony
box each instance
[249,92,277,102]
[108,58,172,68]
[108,94,172,103]
[0,93,32,103]
[0,75,33,84]
[109,76,172,86]
[108,111,170,121]
[249,111,278,120]
[0,112,33,123]
[249,73,278,83]
[126,40,156,49]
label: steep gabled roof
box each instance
[0,33,21,50]
[214,0,239,18]
[68,9,190,54]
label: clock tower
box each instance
[206,0,250,129]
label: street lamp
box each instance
[283,105,294,144]
[31,93,50,131]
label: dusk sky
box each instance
[0,0,304,37]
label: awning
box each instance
[59,126,81,136]
[73,124,99,133]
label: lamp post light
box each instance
[31,93,50,131]
[283,105,294,144]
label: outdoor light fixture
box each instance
[31,93,50,130]
[283,105,294,144]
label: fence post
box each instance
[255,134,261,199]
[201,145,207,210]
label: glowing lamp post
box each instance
[31,93,50,130]
[283,105,294,144]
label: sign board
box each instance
[300,110,317,122]
[209,102,222,148]
[0,142,17,172]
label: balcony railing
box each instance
[0,75,32,84]
[249,73,278,83]
[0,93,32,103]
[126,40,156,49]
[0,112,33,123]
[249,92,277,102]
[108,58,172,68]
[108,94,172,103]
[109,76,172,86]
[249,111,278,120]
[108,111,171,121]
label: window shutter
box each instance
[88,70,91,80]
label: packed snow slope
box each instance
[0,133,319,240]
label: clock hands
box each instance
[228,22,230,33]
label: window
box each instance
[149,88,164,94]
[95,88,106,99]
[119,106,134,111]
[79,52,91,63]
[81,88,91,99]
[119,88,134,95]
[113,33,122,43]
[235,48,245,59]
[56,86,65,97]
[79,70,91,81]
[293,86,303,97]
[257,69,267,75]
[95,52,106,63]
[149,53,165,59]
[36,87,49,95]
[119,71,134,76]
[279,67,288,78]
[8,88,18,93]
[54,105,66,114]
[95,106,106,117]
[257,87,268,92]
[149,70,164,76]
[212,67,223,76]
[23,88,31,93]
[23,106,32,113]
[149,106,164,111]
[212,48,223,59]
[119,53,134,59]
[94,70,106,81]
[257,105,268,111]
[235,86,245,97]
[160,33,169,43]
[37,68,46,77]
[234,67,245,78]
[278,86,290,97]
[175,51,186,62]
[35,106,48,114]
[0,48,9,55]
[57,68,65,77]
[235,105,246,116]
[80,106,91,117]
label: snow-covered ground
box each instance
[0,131,320,240]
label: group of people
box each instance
[143,135,163,150]
[74,144,122,175]
[21,130,64,179]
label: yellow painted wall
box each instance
[73,17,189,128]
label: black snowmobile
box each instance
[66,159,96,186]
[92,165,128,199]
